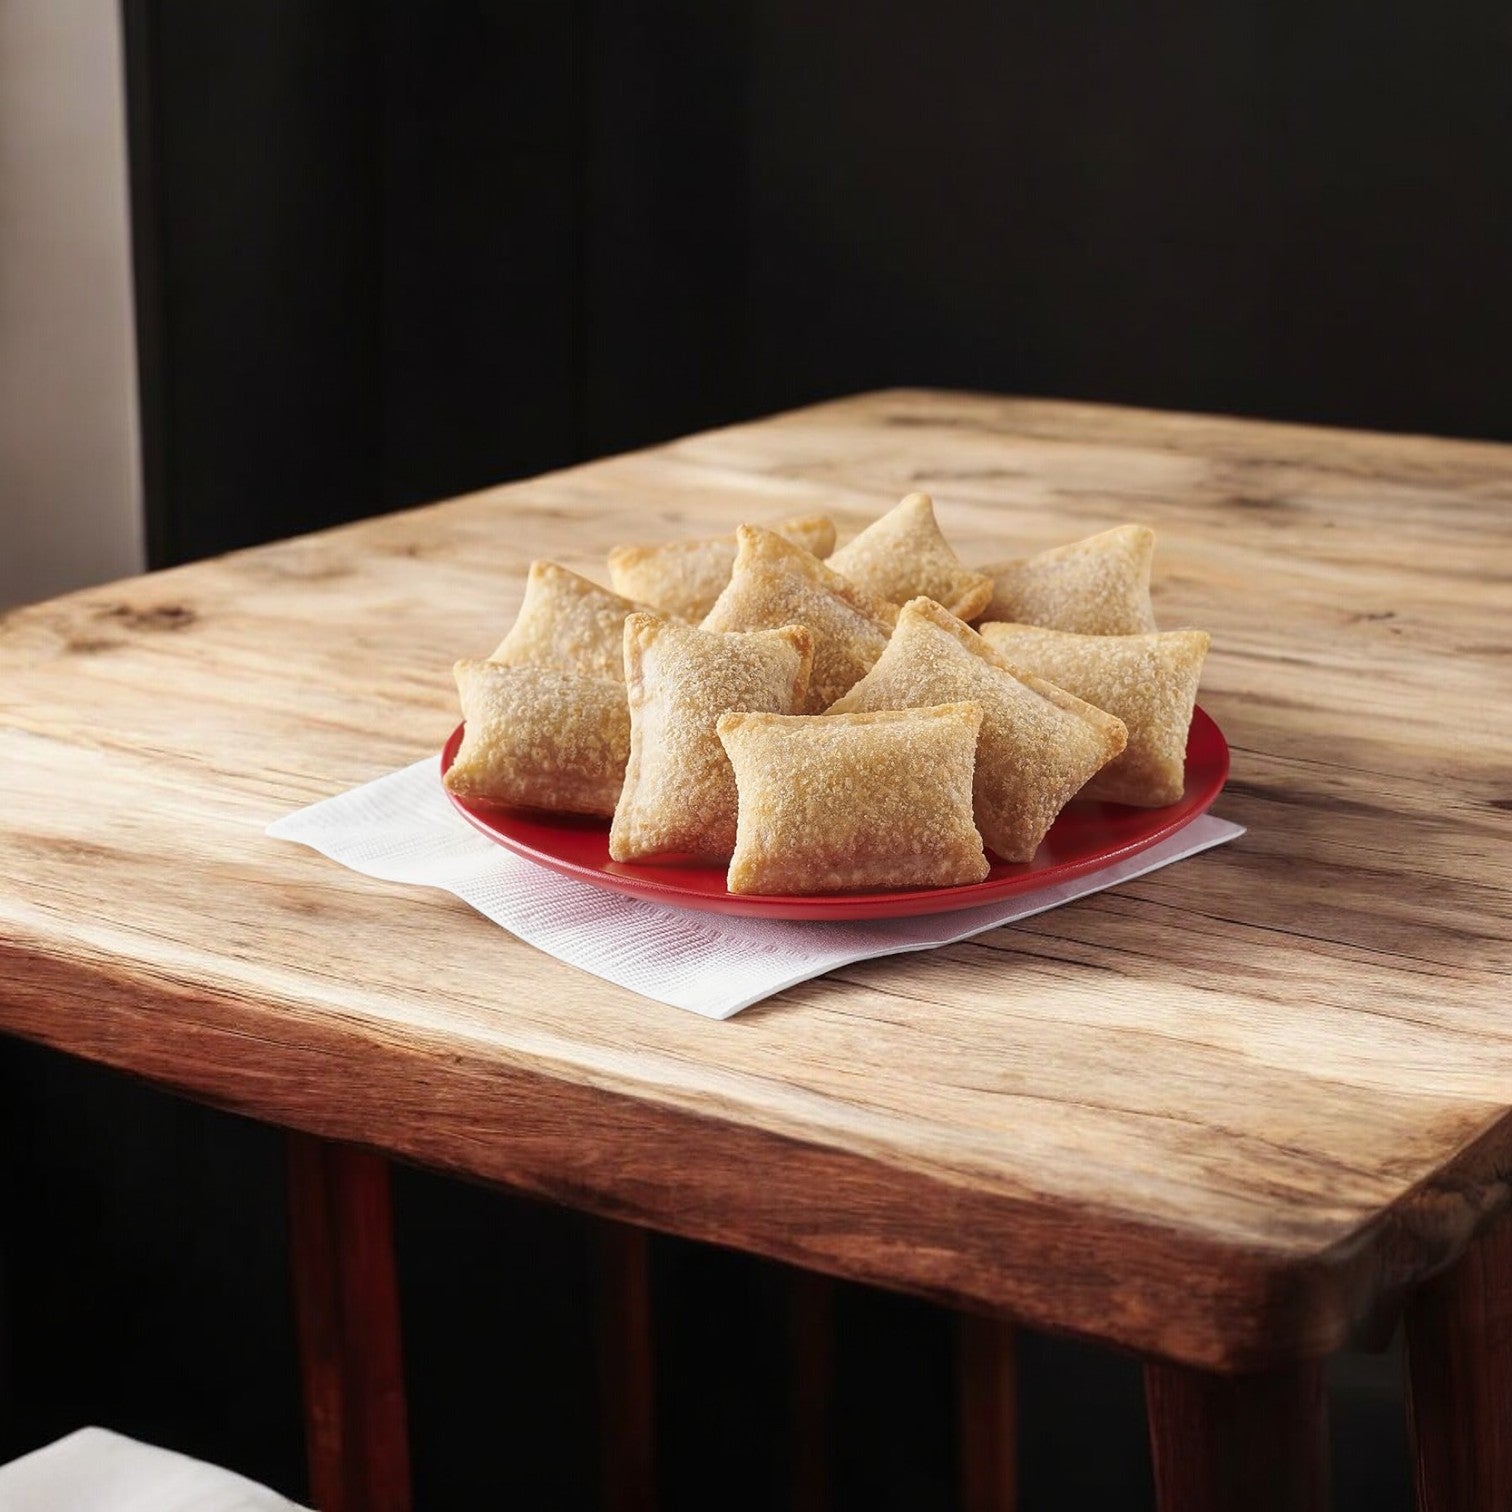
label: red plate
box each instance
[440,708,1229,920]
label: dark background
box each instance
[3,0,1505,1505]
[123,0,1512,564]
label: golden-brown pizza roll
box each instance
[610,615,814,863]
[829,599,1127,862]
[607,514,837,623]
[701,525,898,712]
[979,623,1210,806]
[977,524,1157,634]
[827,492,992,620]
[445,660,630,817]
[717,704,990,894]
[489,561,654,680]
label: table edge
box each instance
[3,934,1506,1374]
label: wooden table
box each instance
[2,390,1509,1511]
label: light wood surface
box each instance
[1,389,1508,1372]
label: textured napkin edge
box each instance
[267,763,1243,1017]
[702,815,1244,1016]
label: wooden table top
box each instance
[2,389,1508,1373]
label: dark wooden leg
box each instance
[596,1222,656,1512]
[285,1133,410,1512]
[1406,1216,1512,1511]
[956,1313,1017,1512]
[1145,1360,1328,1512]
[787,1270,835,1512]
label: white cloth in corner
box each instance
[0,1428,309,1512]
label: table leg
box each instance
[285,1133,411,1512]
[1144,1359,1328,1512]
[956,1313,1017,1512]
[786,1269,835,1512]
[596,1221,656,1512]
[1406,1214,1512,1511]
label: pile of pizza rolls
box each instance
[446,495,1210,895]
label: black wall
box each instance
[124,0,1512,565]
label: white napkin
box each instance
[268,760,1242,1019]
[0,1428,308,1511]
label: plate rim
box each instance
[440,706,1230,920]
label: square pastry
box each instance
[610,615,813,863]
[979,624,1210,806]
[827,492,992,620]
[490,561,654,681]
[702,525,898,712]
[978,524,1157,635]
[608,514,836,623]
[716,703,990,895]
[445,660,630,817]
[829,599,1127,862]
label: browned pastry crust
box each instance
[829,599,1127,861]
[980,623,1210,806]
[610,615,813,863]
[607,515,837,623]
[489,561,654,680]
[827,493,992,620]
[445,660,630,817]
[977,524,1157,634]
[701,526,898,712]
[717,703,990,894]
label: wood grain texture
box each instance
[286,1135,410,1512]
[1145,1359,1329,1512]
[0,390,1509,1371]
[1406,1212,1512,1511]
